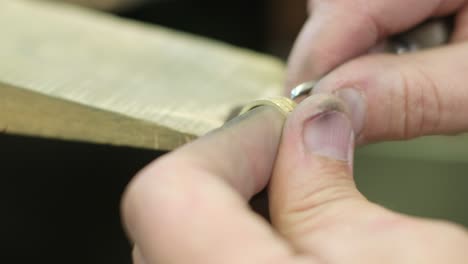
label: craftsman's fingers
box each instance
[269,94,365,250]
[269,95,468,263]
[121,107,312,264]
[310,43,468,144]
[286,0,468,91]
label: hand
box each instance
[121,94,468,264]
[287,0,468,144]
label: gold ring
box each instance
[238,97,297,117]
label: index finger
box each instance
[121,106,313,264]
[286,0,467,90]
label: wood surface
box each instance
[2,0,468,162]
[0,0,284,150]
[0,81,194,150]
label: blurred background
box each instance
[2,0,467,263]
[58,0,308,58]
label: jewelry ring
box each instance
[238,97,297,117]
[290,80,317,100]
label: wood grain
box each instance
[0,0,284,150]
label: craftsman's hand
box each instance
[121,94,468,264]
[288,0,468,144]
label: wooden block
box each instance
[0,0,284,150]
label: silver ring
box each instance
[290,80,317,100]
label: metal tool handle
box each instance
[387,17,453,53]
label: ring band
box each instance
[238,97,297,117]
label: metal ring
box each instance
[238,97,297,117]
[290,80,317,100]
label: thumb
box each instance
[269,94,367,252]
[268,96,468,263]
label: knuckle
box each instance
[277,159,362,231]
[290,161,356,209]
[121,151,217,228]
[121,156,188,222]
[397,63,442,138]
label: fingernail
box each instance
[304,111,353,161]
[334,88,366,136]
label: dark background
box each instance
[1,134,159,263]
[118,0,269,52]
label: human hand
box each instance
[121,94,468,264]
[287,0,468,144]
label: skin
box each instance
[288,0,468,143]
[122,1,468,263]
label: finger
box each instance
[269,94,365,250]
[267,95,468,263]
[310,42,468,144]
[286,0,467,90]
[121,107,312,264]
